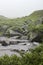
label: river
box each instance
[0,37,39,56]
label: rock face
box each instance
[4,30,22,37]
[29,31,43,43]
[31,35,42,42]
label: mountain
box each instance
[0,10,43,31]
[0,15,8,20]
[0,10,43,25]
[0,10,43,43]
[28,10,43,21]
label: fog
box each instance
[0,0,43,18]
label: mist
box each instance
[0,0,43,18]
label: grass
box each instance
[0,10,43,35]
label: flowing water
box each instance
[0,37,39,56]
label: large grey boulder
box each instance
[4,30,22,37]
[29,31,43,43]
[0,37,9,46]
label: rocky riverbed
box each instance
[0,37,39,56]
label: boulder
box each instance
[20,36,28,40]
[4,30,22,37]
[30,32,43,43]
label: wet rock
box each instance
[1,41,8,46]
[0,37,9,46]
[9,41,17,45]
[11,49,19,53]
[20,36,28,40]
[20,50,25,53]
[33,42,39,46]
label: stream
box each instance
[0,37,39,56]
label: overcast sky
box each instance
[0,0,43,18]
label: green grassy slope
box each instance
[0,10,43,36]
[28,10,43,21]
[0,10,43,25]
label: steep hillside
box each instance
[28,10,43,21]
[0,10,43,39]
[0,10,43,25]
